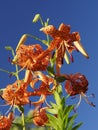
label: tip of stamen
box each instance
[70,55,74,62]
[90,102,96,107]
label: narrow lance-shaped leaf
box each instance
[47,66,55,77]
[71,122,83,130]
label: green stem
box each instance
[0,68,11,74]
[26,34,44,43]
[15,64,19,80]
[11,48,19,79]
[22,112,26,130]
[39,17,44,26]
[46,34,50,46]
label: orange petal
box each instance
[40,25,56,35]
[32,95,46,106]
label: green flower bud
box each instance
[32,14,40,23]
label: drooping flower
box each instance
[33,107,49,126]
[65,73,95,108]
[1,70,34,106]
[40,23,89,74]
[30,71,55,106]
[12,44,51,71]
[2,80,30,106]
[0,112,14,130]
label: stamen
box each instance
[74,95,82,111]
[45,99,51,107]
[81,92,95,107]
[5,105,13,116]
[8,57,12,62]
[70,54,74,62]
[64,40,74,63]
[9,73,13,78]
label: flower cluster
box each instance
[0,14,95,129]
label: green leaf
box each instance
[12,122,23,128]
[56,84,62,95]
[47,114,59,129]
[55,76,66,83]
[46,108,58,115]
[62,105,75,129]
[61,97,65,106]
[71,122,83,130]
[68,114,78,124]
[54,91,61,106]
[63,113,69,129]
[63,105,74,116]
[50,102,58,112]
[17,106,24,113]
[41,40,49,46]
[50,53,56,67]
[47,66,55,77]
[66,114,77,130]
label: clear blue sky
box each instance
[0,0,97,129]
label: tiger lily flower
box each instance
[30,71,55,106]
[33,107,49,126]
[40,23,89,74]
[0,112,14,130]
[12,44,51,71]
[65,73,95,109]
[2,80,32,106]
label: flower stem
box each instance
[26,34,43,43]
[22,112,26,130]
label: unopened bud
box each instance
[16,34,27,51]
[32,14,40,23]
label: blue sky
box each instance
[0,0,98,129]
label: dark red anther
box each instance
[8,56,12,62]
[9,73,13,78]
[70,55,74,62]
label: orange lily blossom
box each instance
[33,107,49,126]
[0,112,14,130]
[2,80,32,106]
[29,71,55,106]
[65,73,95,109]
[12,44,51,71]
[40,23,89,74]
[1,70,33,106]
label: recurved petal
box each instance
[58,23,70,33]
[73,41,89,58]
[40,25,56,34]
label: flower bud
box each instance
[16,34,27,51]
[32,14,40,23]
